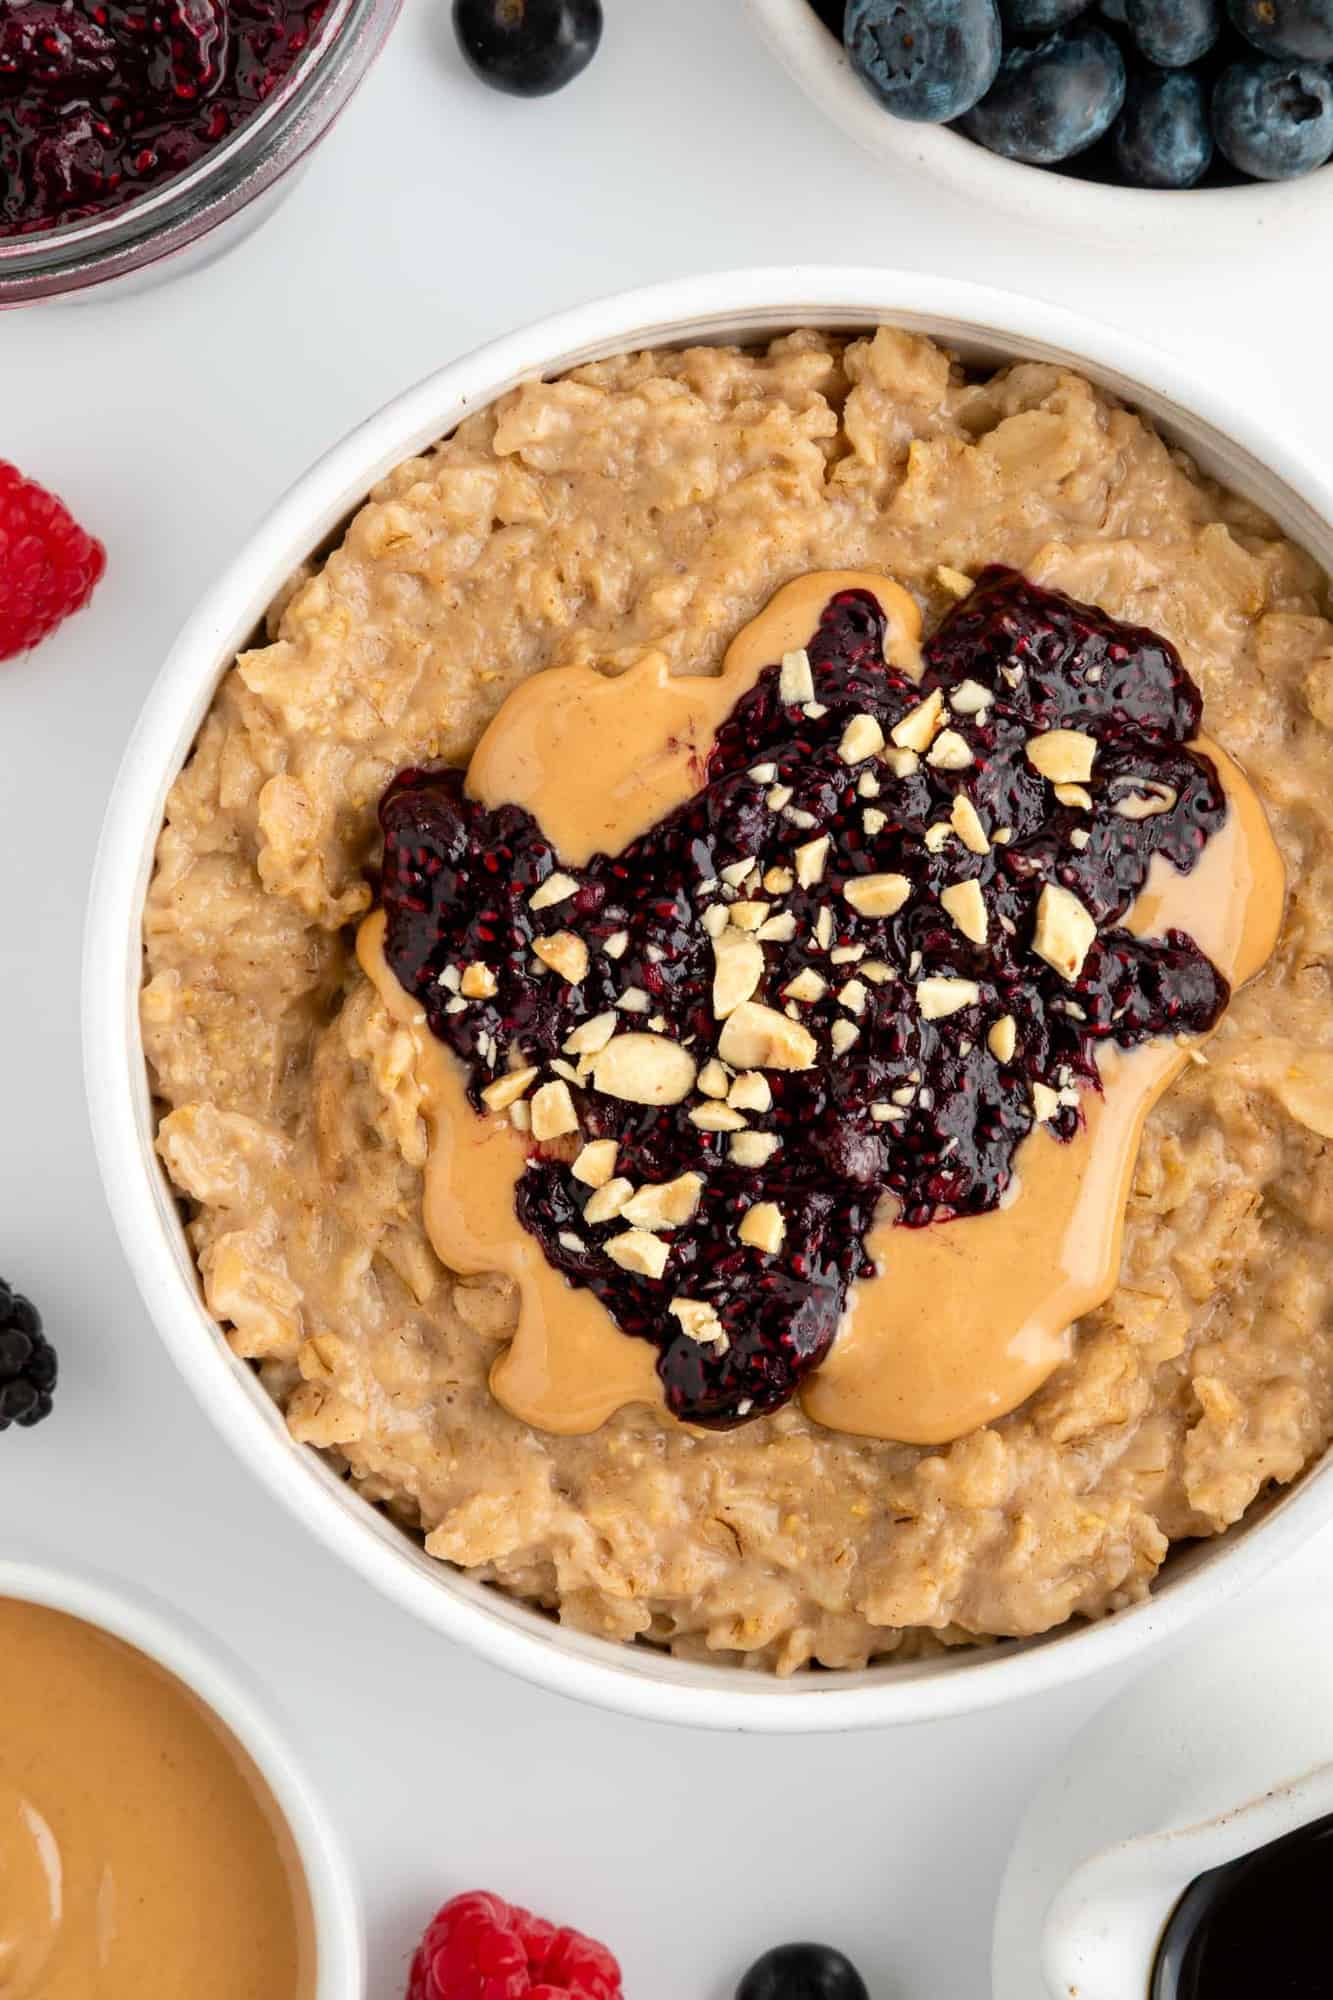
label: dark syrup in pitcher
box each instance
[1151,1811,1333,1998]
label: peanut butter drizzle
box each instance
[362,574,1285,1445]
[359,912,665,1430]
[0,1599,314,2000]
[465,571,923,864]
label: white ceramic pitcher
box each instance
[1041,1763,1333,1999]
[992,1590,1333,2000]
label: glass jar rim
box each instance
[0,0,400,302]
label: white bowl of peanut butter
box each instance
[84,267,1333,1731]
[0,1560,363,1997]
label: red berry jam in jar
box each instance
[1,0,330,235]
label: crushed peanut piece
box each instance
[1026,729,1097,784]
[916,976,981,1020]
[1031,1082,1061,1124]
[623,1173,703,1229]
[530,1079,579,1140]
[605,1229,669,1279]
[584,1177,633,1224]
[890,688,945,752]
[712,929,764,1018]
[728,1070,772,1113]
[927,728,974,771]
[987,1015,1017,1064]
[481,1065,539,1112]
[533,931,589,984]
[572,1138,619,1188]
[718,1000,818,1071]
[669,1298,727,1348]
[739,1202,786,1255]
[779,647,814,705]
[784,967,827,1003]
[592,1033,697,1104]
[843,872,911,918]
[950,794,990,854]
[1032,882,1097,984]
[563,1011,618,1057]
[794,835,831,888]
[940,878,988,946]
[530,871,578,911]
[839,713,886,765]
[696,1057,730,1099]
[689,1101,747,1132]
[949,676,992,714]
[730,1131,780,1168]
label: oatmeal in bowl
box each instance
[89,271,1333,1726]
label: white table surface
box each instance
[3,4,1332,1995]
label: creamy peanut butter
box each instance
[359,909,664,1431]
[806,738,1284,1442]
[358,571,1284,1447]
[466,571,923,863]
[0,1599,314,2000]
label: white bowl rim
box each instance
[84,262,1333,1733]
[743,0,1333,241]
[0,1555,364,1995]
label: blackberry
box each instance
[0,1281,57,1430]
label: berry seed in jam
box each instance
[1,0,329,234]
[378,568,1230,1429]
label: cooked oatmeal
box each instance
[143,330,1333,1672]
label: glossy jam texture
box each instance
[379,569,1229,1426]
[1,0,328,234]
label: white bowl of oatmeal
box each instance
[85,268,1333,1731]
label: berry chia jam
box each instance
[378,570,1231,1428]
[1,0,329,234]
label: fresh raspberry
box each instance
[407,1891,623,2000]
[0,461,105,662]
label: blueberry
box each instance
[1212,56,1333,172]
[1001,0,1092,38]
[1227,0,1333,58]
[964,25,1127,158]
[452,0,602,96]
[1101,0,1129,20]
[844,0,1003,121]
[1126,0,1219,62]
[1113,65,1215,178]
[736,1941,871,2000]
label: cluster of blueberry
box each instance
[811,0,1333,186]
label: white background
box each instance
[3,4,1333,1995]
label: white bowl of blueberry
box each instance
[748,0,1333,232]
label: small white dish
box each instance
[0,1557,364,1998]
[992,1591,1333,2000]
[745,0,1333,247]
[85,264,1333,1733]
